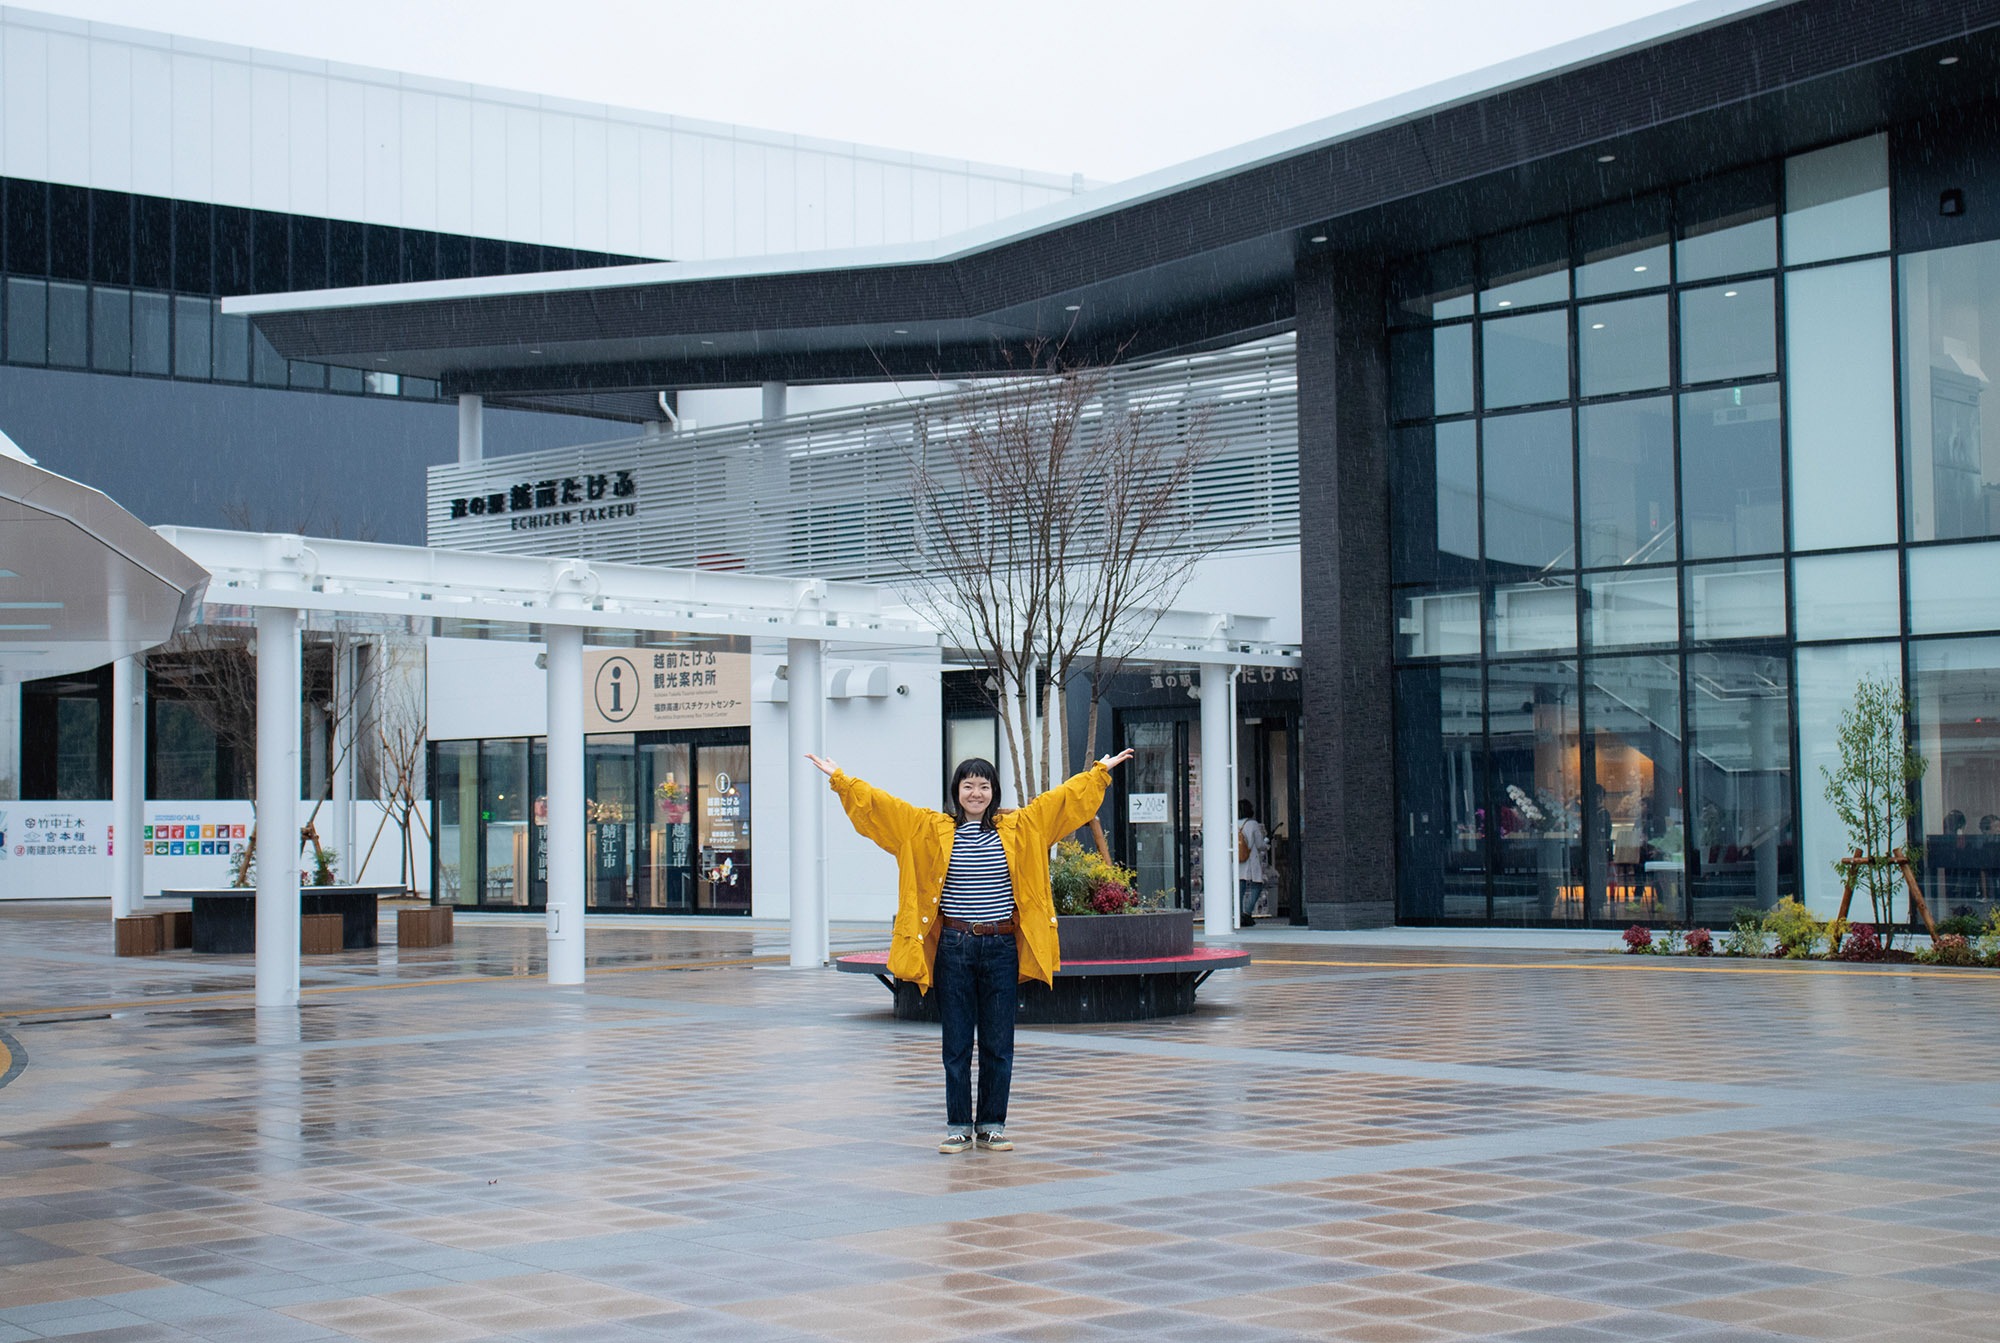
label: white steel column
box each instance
[787,637,826,967]
[256,605,302,1008]
[110,655,145,918]
[457,394,484,465]
[760,381,787,423]
[544,622,586,984]
[1199,659,1236,939]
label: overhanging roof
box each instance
[233,0,2000,394]
[0,456,210,683]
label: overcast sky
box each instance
[33,0,1718,182]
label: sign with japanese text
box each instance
[446,469,638,533]
[583,649,750,733]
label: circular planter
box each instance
[1056,909,1193,961]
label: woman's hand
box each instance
[1096,748,1135,771]
[805,754,838,777]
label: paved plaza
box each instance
[2,904,1999,1342]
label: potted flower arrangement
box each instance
[654,778,689,825]
[1048,839,1192,960]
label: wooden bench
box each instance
[114,914,162,957]
[396,906,454,948]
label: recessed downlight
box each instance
[1940,54,1961,65]
[893,328,908,334]
[1064,304,1081,312]
[1596,153,1616,163]
[1496,300,1513,308]
[1590,322,1606,330]
[1724,290,1738,298]
[1633,264,1648,273]
[1309,234,1328,243]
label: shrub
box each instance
[1050,839,1141,916]
[1836,922,1886,962]
[1622,924,1653,953]
[1935,912,1982,938]
[1976,909,2000,967]
[1918,932,1976,967]
[1826,917,1850,957]
[1685,927,1714,956]
[1764,897,1825,959]
[1722,908,1768,958]
[1651,928,1683,956]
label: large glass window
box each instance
[1584,570,1678,649]
[91,286,130,372]
[1908,540,2000,635]
[1395,664,1487,919]
[1676,166,1778,282]
[47,281,87,367]
[132,291,171,376]
[479,739,531,906]
[1584,655,1683,924]
[5,278,46,364]
[1578,295,1668,397]
[1900,239,2000,543]
[433,740,477,906]
[1580,397,1675,567]
[1787,259,1896,550]
[1574,196,1669,299]
[1913,637,2000,922]
[1795,550,1901,641]
[1390,323,1474,420]
[1796,643,1903,916]
[1680,385,1782,558]
[1487,661,1581,923]
[1482,409,1574,570]
[1783,134,1889,266]
[1680,279,1776,385]
[1686,650,1794,922]
[1391,422,1478,584]
[1483,310,1569,409]
[1481,223,1569,311]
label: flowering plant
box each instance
[654,780,687,804]
[1622,924,1653,953]
[586,799,625,824]
[1050,839,1143,916]
[1684,927,1714,956]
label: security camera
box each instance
[895,684,909,696]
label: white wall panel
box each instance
[285,75,327,218]
[852,157,883,249]
[504,104,542,242]
[168,52,211,201]
[361,83,400,221]
[571,117,609,252]
[88,40,132,189]
[537,113,575,246]
[763,146,796,255]
[468,100,508,236]
[881,159,912,246]
[45,31,89,187]
[732,141,766,256]
[604,121,642,255]
[207,58,252,206]
[4,26,51,181]
[794,150,826,253]
[966,174,996,229]
[910,166,941,242]
[994,179,1024,219]
[702,136,734,263]
[128,46,173,198]
[399,91,439,231]
[939,169,969,235]
[433,95,473,235]
[671,131,705,259]
[247,65,289,211]
[324,77,365,221]
[824,154,855,250]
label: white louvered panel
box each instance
[428,337,1300,580]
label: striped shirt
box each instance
[940,823,1014,922]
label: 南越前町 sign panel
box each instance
[584,650,750,733]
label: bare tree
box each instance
[903,348,1234,837]
[356,638,430,893]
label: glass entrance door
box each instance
[637,730,751,914]
[1239,714,1302,922]
[639,740,694,910]
[1118,712,1197,911]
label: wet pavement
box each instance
[2,901,1998,1341]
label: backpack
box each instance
[1237,822,1250,863]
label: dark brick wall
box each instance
[1295,253,1396,929]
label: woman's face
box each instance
[957,773,994,819]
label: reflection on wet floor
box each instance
[2,901,1998,1341]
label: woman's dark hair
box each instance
[948,757,1002,831]
[1238,798,1255,819]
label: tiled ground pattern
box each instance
[0,903,1997,1341]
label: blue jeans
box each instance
[936,927,1018,1130]
[1239,879,1265,918]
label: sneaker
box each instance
[938,1130,973,1154]
[975,1129,1013,1151]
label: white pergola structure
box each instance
[143,528,1299,1008]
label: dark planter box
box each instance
[1057,909,1193,961]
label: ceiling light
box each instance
[1633,264,1648,273]
[1064,304,1081,312]
[700,340,714,346]
[1590,323,1606,330]
[1496,300,1512,308]
[1309,234,1328,243]
[893,328,908,334]
[1596,153,1616,163]
[1939,55,1960,65]
[1723,290,1738,298]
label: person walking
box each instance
[807,748,1133,1154]
[1236,799,1269,926]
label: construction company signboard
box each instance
[0,802,254,899]
[584,649,751,734]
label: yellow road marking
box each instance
[0,953,788,1020]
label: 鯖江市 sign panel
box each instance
[584,649,751,734]
[0,803,255,898]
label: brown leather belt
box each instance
[941,915,1016,936]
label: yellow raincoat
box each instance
[828,763,1113,993]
